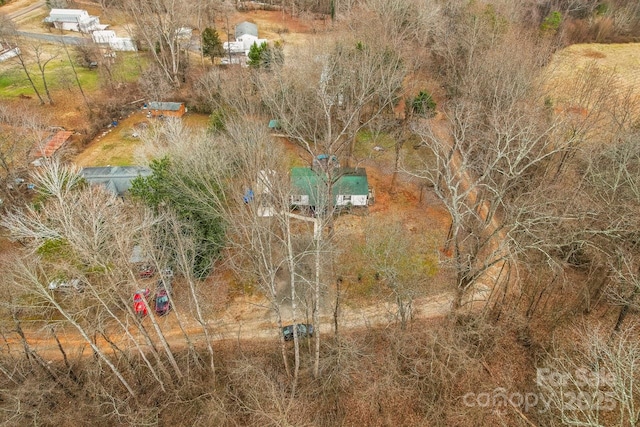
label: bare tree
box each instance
[11,44,45,105]
[361,219,437,329]
[32,43,59,105]
[580,132,640,333]
[124,0,197,87]
[0,159,193,391]
[540,322,640,426]
[405,30,587,310]
[258,31,406,162]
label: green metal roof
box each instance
[268,119,280,129]
[290,167,368,207]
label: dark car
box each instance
[155,288,171,316]
[133,288,151,317]
[282,324,314,341]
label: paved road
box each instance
[16,30,89,45]
[6,0,45,20]
[4,0,88,45]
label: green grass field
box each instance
[0,51,145,99]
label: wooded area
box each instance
[1,0,640,425]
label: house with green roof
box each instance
[290,167,371,208]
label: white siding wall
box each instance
[336,195,367,207]
[291,195,310,206]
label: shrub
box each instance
[541,11,562,33]
[411,90,436,117]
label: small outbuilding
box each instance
[147,102,186,118]
[0,43,20,62]
[32,130,74,159]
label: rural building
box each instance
[222,41,245,55]
[221,21,267,65]
[32,130,74,159]
[108,37,137,51]
[0,42,20,62]
[80,166,151,197]
[92,30,116,44]
[290,167,371,208]
[44,9,106,33]
[92,30,137,51]
[147,102,186,118]
[235,21,258,39]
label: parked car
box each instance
[282,324,314,341]
[133,288,151,317]
[155,288,171,316]
[156,277,173,295]
[48,278,85,293]
[138,264,155,279]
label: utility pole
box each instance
[226,15,232,65]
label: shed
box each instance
[235,21,258,39]
[148,102,186,118]
[80,166,151,197]
[0,46,20,62]
[268,119,281,130]
[290,167,370,208]
[33,130,73,158]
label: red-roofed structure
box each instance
[33,130,73,158]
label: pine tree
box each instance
[201,27,224,63]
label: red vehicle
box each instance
[138,264,155,279]
[133,288,151,316]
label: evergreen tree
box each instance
[201,27,225,63]
[248,41,284,70]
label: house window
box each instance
[291,195,304,204]
[342,195,352,203]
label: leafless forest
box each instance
[1,0,640,425]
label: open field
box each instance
[74,111,210,166]
[546,42,640,111]
[0,54,99,98]
[0,50,145,100]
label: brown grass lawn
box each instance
[73,110,210,167]
[546,43,640,114]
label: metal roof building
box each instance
[80,166,151,197]
[33,130,74,158]
[290,167,370,207]
[235,21,258,39]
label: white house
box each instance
[222,41,245,54]
[222,36,267,64]
[44,9,106,33]
[237,34,268,52]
